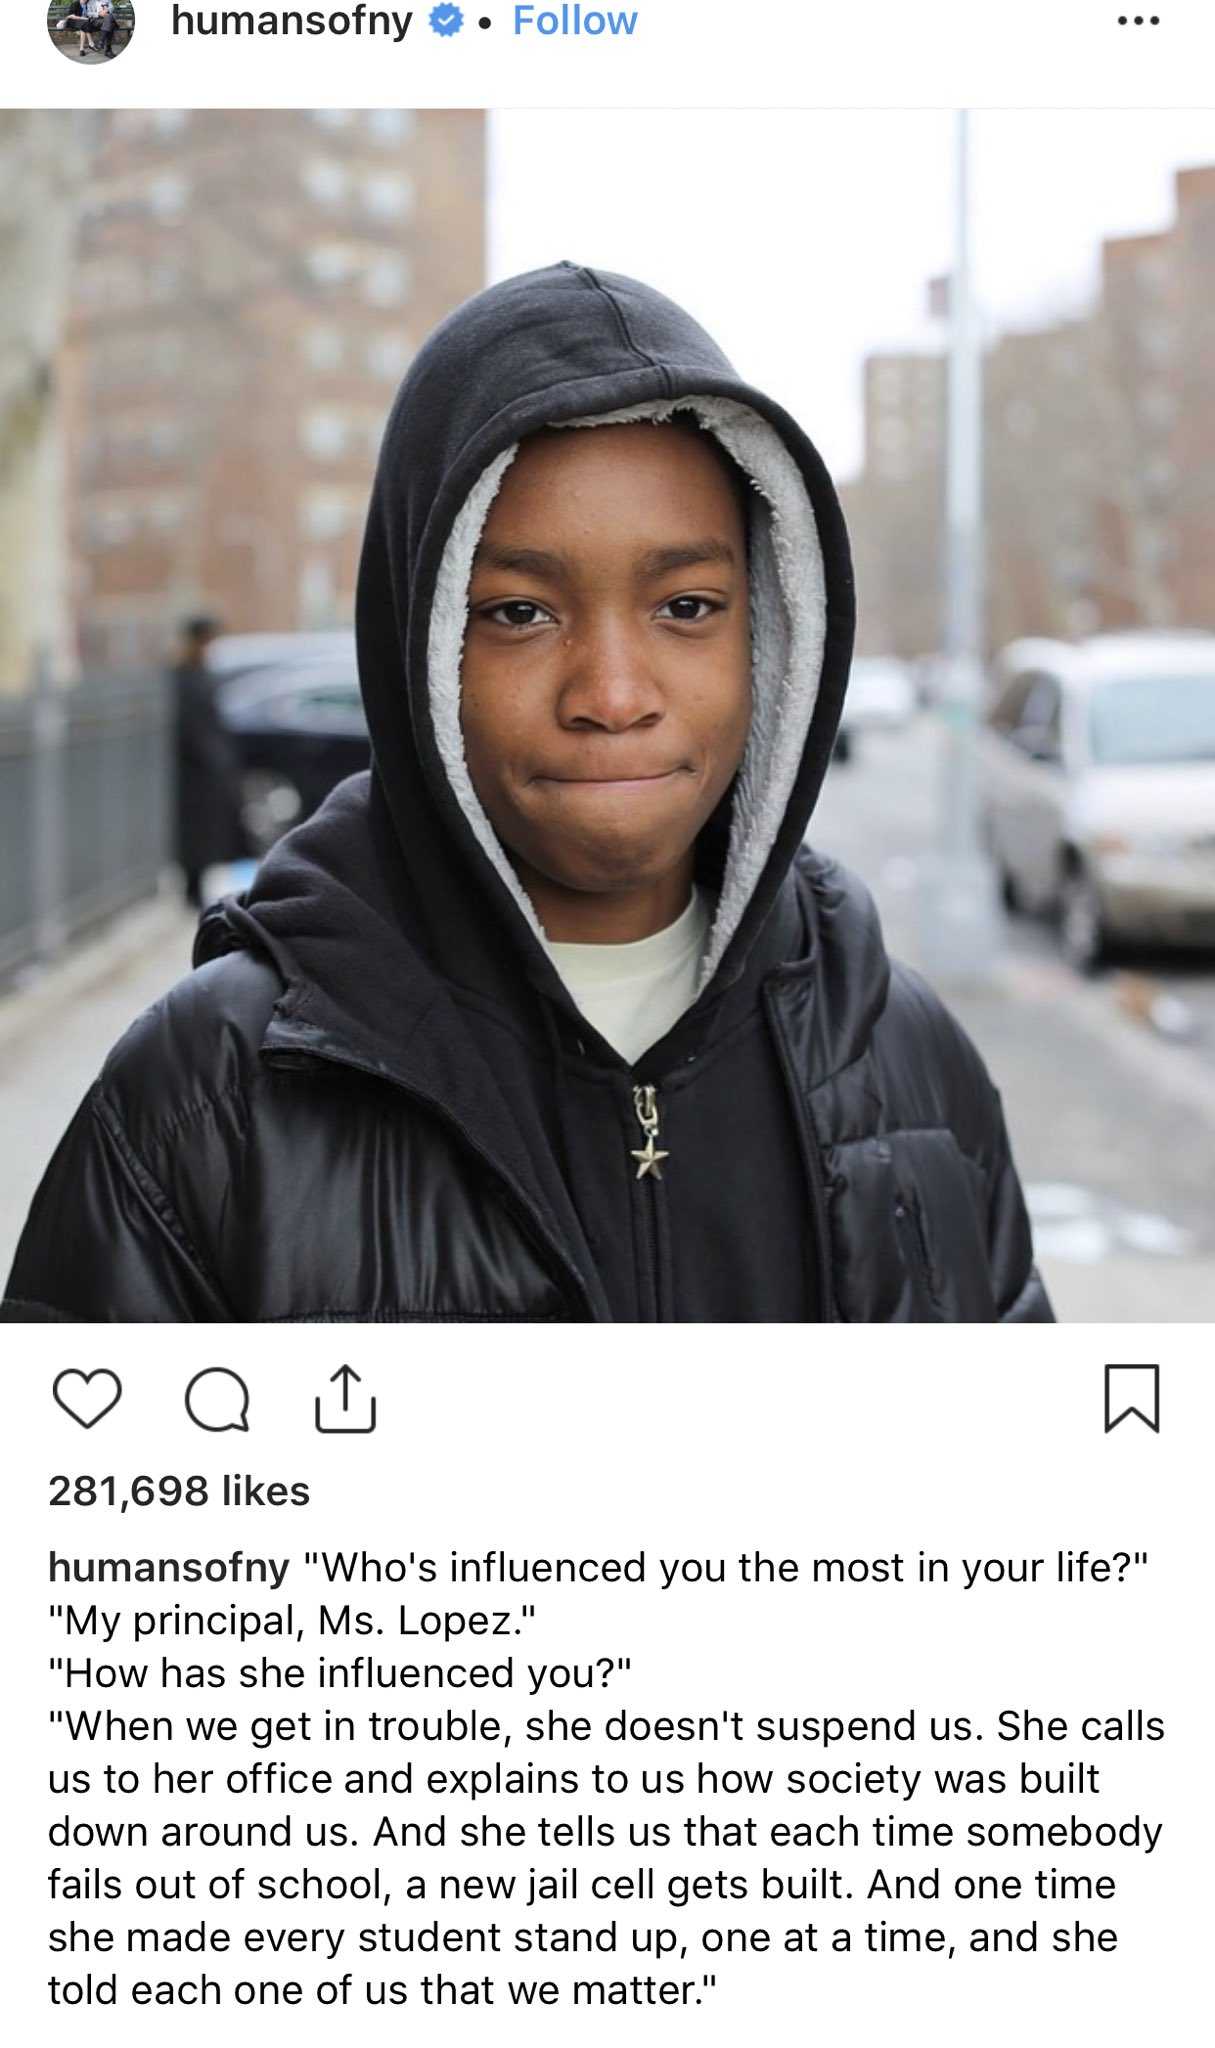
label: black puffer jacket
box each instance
[4,263,1051,1324]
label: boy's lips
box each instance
[533,768,692,787]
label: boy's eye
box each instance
[657,596,720,624]
[480,600,555,629]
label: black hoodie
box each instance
[4,263,1051,1323]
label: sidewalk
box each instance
[1,894,199,1275]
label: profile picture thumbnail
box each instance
[48,0,135,62]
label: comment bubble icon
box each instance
[185,1368,251,1433]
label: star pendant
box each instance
[631,1136,670,1181]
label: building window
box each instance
[302,491,351,541]
[1141,523,1172,568]
[148,494,185,531]
[302,411,348,460]
[1138,319,1175,366]
[149,263,182,302]
[149,332,185,377]
[304,326,344,370]
[143,419,182,459]
[308,243,355,285]
[78,258,140,311]
[366,331,412,380]
[87,500,136,546]
[300,557,337,626]
[364,255,409,306]
[148,175,188,221]
[303,158,348,205]
[1140,384,1175,427]
[362,173,413,222]
[366,109,414,143]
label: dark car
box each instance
[213,636,369,854]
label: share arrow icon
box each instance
[315,1364,378,1434]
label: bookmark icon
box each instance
[1104,1365,1160,1434]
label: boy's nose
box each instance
[557,625,663,731]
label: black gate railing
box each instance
[0,676,172,983]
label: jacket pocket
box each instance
[827,1129,999,1322]
[895,1130,999,1320]
[892,1184,943,1319]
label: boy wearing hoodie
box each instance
[4,264,1051,1324]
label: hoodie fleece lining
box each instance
[427,396,826,996]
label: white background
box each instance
[2,1339,1208,2044]
[8,0,1215,108]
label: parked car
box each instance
[842,656,917,733]
[208,630,354,683]
[979,632,1215,970]
[214,636,369,855]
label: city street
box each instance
[813,717,1215,1320]
[2,726,1213,1320]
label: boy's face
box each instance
[460,422,752,944]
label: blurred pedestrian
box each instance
[170,616,243,910]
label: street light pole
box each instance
[920,108,1003,986]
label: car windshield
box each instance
[1089,673,1215,765]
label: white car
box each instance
[979,632,1215,969]
[842,657,917,732]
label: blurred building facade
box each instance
[65,109,485,670]
[0,112,97,696]
[847,162,1215,661]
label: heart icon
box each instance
[53,1369,123,1428]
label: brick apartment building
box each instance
[1169,165,1215,627]
[1095,229,1177,630]
[838,353,945,659]
[845,162,1215,660]
[65,109,485,671]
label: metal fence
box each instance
[0,674,172,983]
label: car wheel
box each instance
[1059,863,1108,974]
[998,860,1023,915]
[980,814,1020,913]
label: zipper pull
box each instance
[630,1083,669,1181]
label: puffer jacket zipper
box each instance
[630,1082,667,1321]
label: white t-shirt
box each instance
[546,886,711,1067]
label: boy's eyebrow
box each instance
[473,543,572,578]
[472,539,738,578]
[636,540,737,578]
